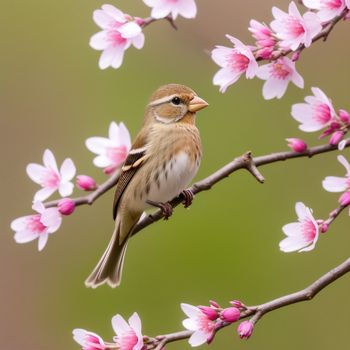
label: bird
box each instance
[85,84,208,288]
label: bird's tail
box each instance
[85,215,138,288]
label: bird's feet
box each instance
[146,200,173,220]
[181,189,194,208]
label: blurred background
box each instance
[1,0,350,349]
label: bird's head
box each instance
[145,84,208,125]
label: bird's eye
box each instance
[171,97,181,105]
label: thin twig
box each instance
[144,256,350,348]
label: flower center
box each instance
[41,168,60,188]
[286,17,305,37]
[197,315,215,333]
[322,0,343,9]
[270,61,291,80]
[27,215,46,234]
[106,145,128,165]
[302,219,316,242]
[117,330,138,350]
[228,53,249,72]
[314,103,332,124]
[107,23,128,46]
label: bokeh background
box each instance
[1,0,350,349]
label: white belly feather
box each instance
[147,152,199,204]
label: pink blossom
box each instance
[212,36,258,93]
[73,329,107,350]
[237,321,254,339]
[11,201,62,251]
[181,303,216,346]
[248,20,276,59]
[26,149,76,201]
[291,87,336,131]
[198,306,219,321]
[279,202,319,252]
[271,1,322,50]
[76,175,97,191]
[58,198,76,216]
[86,121,131,175]
[303,0,347,21]
[90,5,145,70]
[220,307,240,323]
[112,313,144,350]
[322,155,350,193]
[256,56,304,99]
[143,0,197,19]
[339,109,350,123]
[286,138,308,152]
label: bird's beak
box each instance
[188,96,209,113]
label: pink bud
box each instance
[291,51,300,61]
[330,121,341,130]
[57,198,76,215]
[320,223,329,233]
[221,307,240,323]
[237,321,254,339]
[339,191,350,206]
[76,175,97,191]
[256,47,273,59]
[319,126,334,139]
[135,17,146,26]
[329,131,344,145]
[230,300,245,309]
[198,306,219,321]
[286,138,307,153]
[209,300,220,308]
[339,109,350,124]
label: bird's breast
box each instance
[146,150,200,204]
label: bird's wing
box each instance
[112,134,148,219]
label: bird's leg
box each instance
[146,200,173,220]
[181,189,194,208]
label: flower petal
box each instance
[60,158,76,182]
[119,22,142,39]
[34,187,57,202]
[188,330,208,347]
[322,176,348,192]
[43,149,59,173]
[112,314,130,335]
[38,232,49,251]
[128,312,142,334]
[26,164,46,184]
[59,182,74,197]
[86,137,110,155]
[181,303,201,319]
[14,230,38,243]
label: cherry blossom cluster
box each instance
[72,300,254,350]
[11,122,131,251]
[280,154,350,252]
[291,87,350,150]
[211,1,349,98]
[90,1,197,69]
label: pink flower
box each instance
[76,175,98,191]
[90,5,145,70]
[198,306,219,321]
[322,155,350,193]
[271,1,322,50]
[11,201,62,251]
[143,0,197,19]
[220,307,240,323]
[86,121,131,175]
[58,198,76,216]
[339,109,350,123]
[26,149,76,201]
[248,20,276,59]
[112,313,144,350]
[292,87,336,131]
[181,303,216,346]
[212,36,258,93]
[286,138,308,152]
[329,130,344,145]
[256,56,304,99]
[237,321,254,339]
[303,0,347,21]
[279,202,319,252]
[73,329,107,350]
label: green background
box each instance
[1,1,350,349]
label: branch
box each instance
[102,256,350,350]
[131,138,350,236]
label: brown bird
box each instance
[85,84,208,288]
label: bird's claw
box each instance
[181,189,194,208]
[146,200,173,220]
